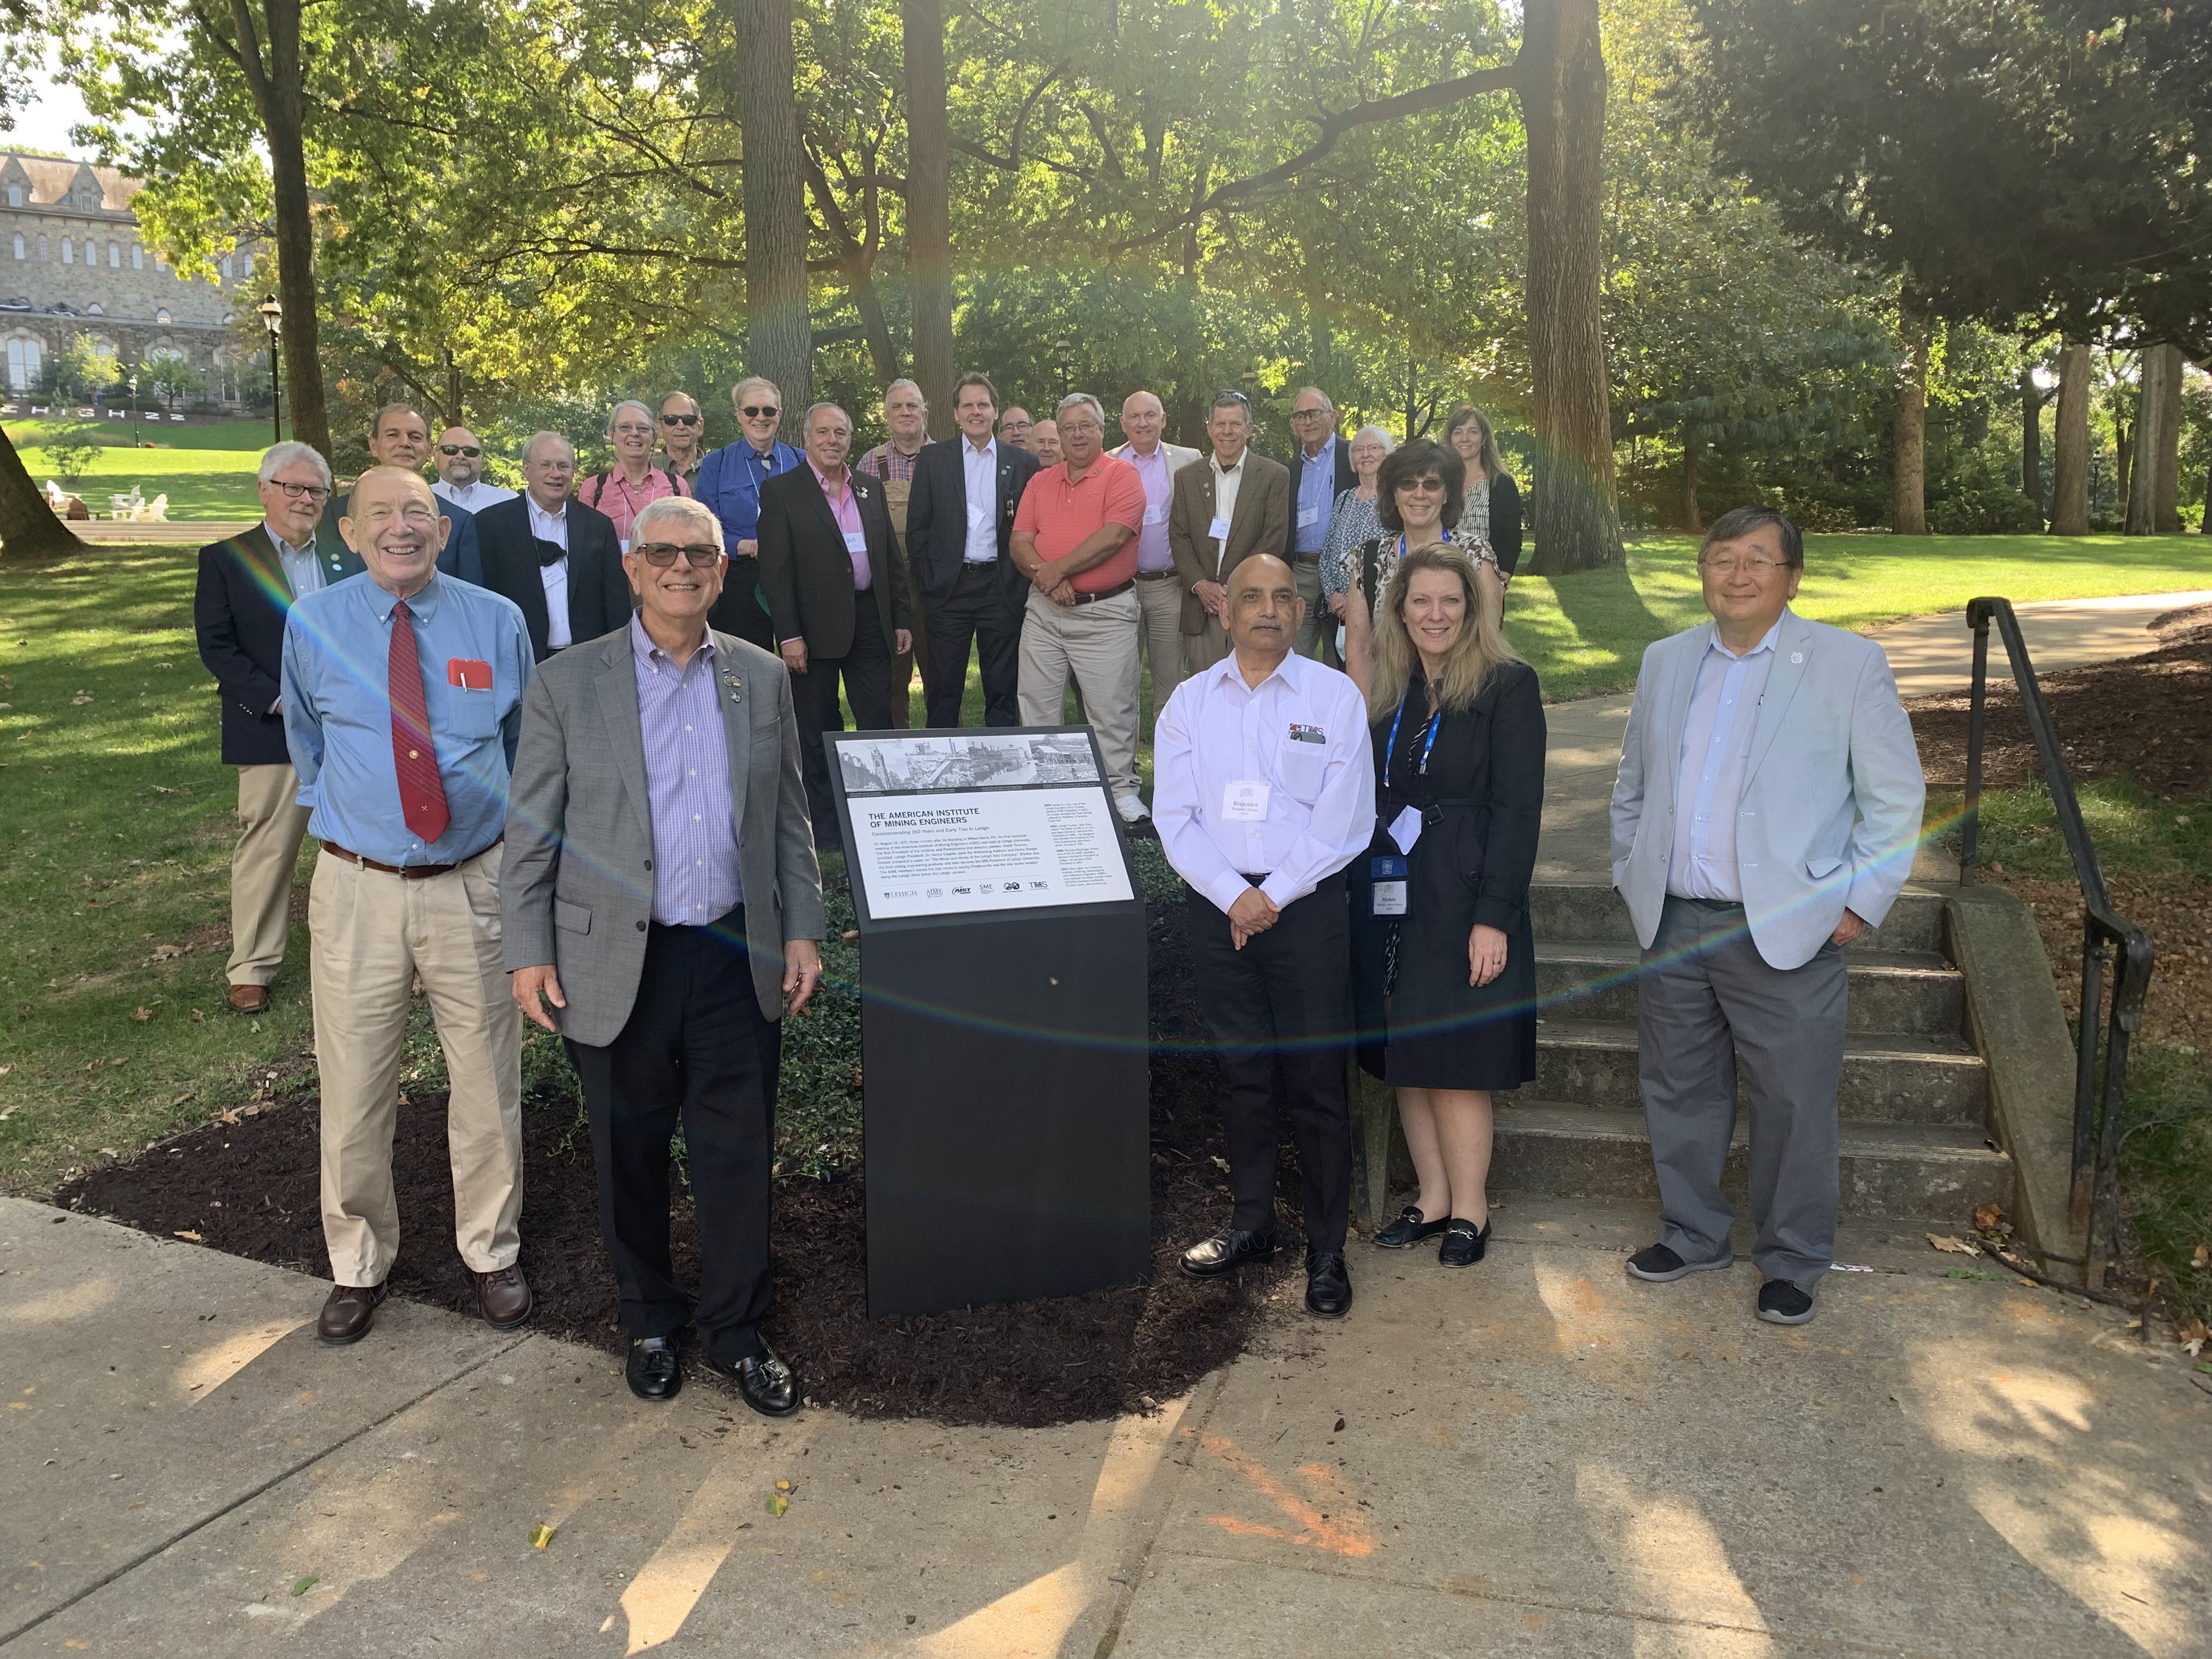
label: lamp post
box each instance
[1052,336,1075,399]
[257,296,283,443]
[127,372,138,424]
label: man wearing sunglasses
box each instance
[431,426,516,515]
[697,376,805,652]
[654,392,707,488]
[505,494,825,1414]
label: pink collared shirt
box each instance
[809,460,872,592]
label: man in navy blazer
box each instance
[903,372,1041,727]
[312,402,482,585]
[194,442,359,1015]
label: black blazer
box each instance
[1479,471,1524,576]
[902,436,1041,607]
[194,526,358,766]
[473,494,633,662]
[1284,436,1359,557]
[314,489,479,584]
[757,464,910,660]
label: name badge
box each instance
[1221,780,1271,822]
[1370,853,1408,916]
[1207,516,1232,541]
[1387,805,1424,855]
[843,530,868,555]
[446,657,493,691]
[1144,501,1168,526]
[1297,505,1321,529]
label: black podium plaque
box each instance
[826,727,1149,1319]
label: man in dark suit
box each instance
[758,402,911,847]
[1284,387,1357,662]
[195,442,362,1016]
[904,372,1041,729]
[312,402,483,585]
[474,431,633,662]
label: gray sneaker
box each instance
[1625,1242,1734,1282]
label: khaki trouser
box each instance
[1290,555,1334,664]
[227,763,312,987]
[1133,572,1184,714]
[309,842,523,1286]
[1018,586,1142,800]
[1183,610,1233,682]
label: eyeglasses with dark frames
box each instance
[270,479,333,500]
[633,541,726,568]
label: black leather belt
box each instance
[1133,569,1178,582]
[323,836,500,880]
[1070,580,1134,605]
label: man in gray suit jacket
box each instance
[504,495,826,1413]
[1610,506,1924,1325]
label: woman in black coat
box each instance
[1443,405,1522,590]
[1341,540,1545,1267]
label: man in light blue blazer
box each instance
[1609,506,1924,1325]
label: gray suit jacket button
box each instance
[636,919,648,931]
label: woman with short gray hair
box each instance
[582,398,691,550]
[1320,424,1393,654]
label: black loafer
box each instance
[1756,1279,1816,1325]
[1438,1217,1491,1267]
[703,1341,800,1417]
[1373,1206,1450,1250]
[1181,1226,1277,1278]
[1305,1250,1352,1318]
[626,1336,683,1402]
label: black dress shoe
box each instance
[627,1336,683,1402]
[1305,1250,1352,1317]
[1438,1217,1492,1268]
[1373,1205,1450,1250]
[703,1341,800,1417]
[1180,1226,1277,1278]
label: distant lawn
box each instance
[5,416,268,520]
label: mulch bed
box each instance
[58,895,1302,1428]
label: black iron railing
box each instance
[1961,597,2156,1285]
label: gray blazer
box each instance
[501,623,827,1041]
[1609,607,1925,971]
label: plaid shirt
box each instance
[856,442,923,484]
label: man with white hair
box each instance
[1284,386,1355,661]
[315,402,483,585]
[697,376,805,651]
[1109,389,1201,710]
[432,426,517,515]
[857,377,933,727]
[194,441,356,1015]
[473,431,631,661]
[581,399,691,550]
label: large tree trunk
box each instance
[730,0,812,441]
[2019,364,2042,525]
[1518,0,1621,575]
[1680,432,1702,533]
[0,426,82,559]
[1891,298,1929,535]
[900,0,955,439]
[2126,342,2183,534]
[2051,342,2091,534]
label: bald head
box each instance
[1119,390,1164,455]
[1226,553,1302,668]
[341,465,448,597]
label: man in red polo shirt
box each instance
[1012,392,1149,822]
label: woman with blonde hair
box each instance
[1345,541,1544,1266]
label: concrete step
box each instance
[1529,882,1951,955]
[1535,943,1966,1038]
[1521,1019,1988,1126]
[1489,1099,2014,1221]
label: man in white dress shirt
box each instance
[1154,554,1375,1318]
[1109,389,1201,710]
[473,432,630,662]
[432,427,518,515]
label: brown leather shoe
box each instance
[317,1282,387,1345]
[474,1264,533,1329]
[228,983,272,1015]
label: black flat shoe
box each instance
[1181,1226,1277,1278]
[626,1336,683,1402]
[703,1342,800,1417]
[1305,1250,1352,1318]
[1373,1205,1450,1250]
[1438,1217,1491,1268]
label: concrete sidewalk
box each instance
[5,1195,2207,1656]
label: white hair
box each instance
[606,399,656,434]
[883,377,926,411]
[522,430,575,465]
[731,376,781,411]
[1351,424,1395,454]
[1056,392,1105,429]
[1293,386,1335,413]
[257,440,331,488]
[631,495,721,546]
[803,401,852,431]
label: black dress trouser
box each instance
[923,562,1023,729]
[566,912,781,1365]
[1188,873,1353,1254]
[711,555,777,652]
[792,591,894,843]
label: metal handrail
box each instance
[1960,597,2156,1285]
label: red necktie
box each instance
[388,599,451,845]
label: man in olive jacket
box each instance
[1169,391,1291,678]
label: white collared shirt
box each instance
[1153,649,1375,915]
[1667,613,1785,901]
[264,521,324,599]
[433,477,518,514]
[962,436,999,562]
[1209,453,1245,542]
[527,495,572,649]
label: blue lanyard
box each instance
[1393,526,1451,560]
[1384,691,1441,791]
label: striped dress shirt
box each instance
[631,613,744,926]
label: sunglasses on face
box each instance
[660,412,702,426]
[741,404,780,420]
[635,541,725,568]
[1399,475,1447,493]
[270,479,332,501]
[437,444,481,458]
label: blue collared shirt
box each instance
[1667,614,1784,901]
[281,572,534,866]
[1293,437,1338,554]
[631,614,743,925]
[695,438,804,554]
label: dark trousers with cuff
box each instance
[793,592,894,845]
[567,911,781,1365]
[923,562,1023,729]
[1189,873,1352,1254]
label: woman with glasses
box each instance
[581,399,692,552]
[1347,541,1544,1267]
[654,392,707,487]
[695,377,804,650]
[1340,438,1492,697]
[1319,424,1394,656]
[1442,406,1522,591]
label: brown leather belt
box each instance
[1133,569,1179,582]
[1070,580,1135,605]
[322,836,500,879]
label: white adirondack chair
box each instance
[133,493,169,523]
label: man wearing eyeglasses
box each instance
[697,377,805,652]
[194,441,359,1015]
[505,495,824,1415]
[1284,388,1355,663]
[431,426,517,515]
[654,392,707,488]
[1611,506,1924,1328]
[314,402,484,586]
[997,406,1035,453]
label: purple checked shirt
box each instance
[631,614,744,926]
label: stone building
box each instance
[1,151,266,404]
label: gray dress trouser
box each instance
[1638,894,1848,1291]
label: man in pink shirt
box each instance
[1012,392,1149,821]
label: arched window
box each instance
[131,244,143,269]
[61,237,74,265]
[218,254,232,281]
[108,241,120,267]
[36,235,48,261]
[6,336,42,391]
[85,303,103,316]
[155,308,170,324]
[10,234,21,261]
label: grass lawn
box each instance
[4,416,269,521]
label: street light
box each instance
[127,372,138,424]
[257,296,283,443]
[1052,336,1075,398]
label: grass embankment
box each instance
[4,416,269,520]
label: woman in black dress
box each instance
[1341,541,1544,1266]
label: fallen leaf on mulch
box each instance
[172,1229,202,1241]
[1927,1234,1981,1256]
[528,1524,556,1550]
[2180,1321,2209,1359]
[1972,1203,2007,1235]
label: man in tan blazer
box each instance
[1109,389,1202,708]
[1169,391,1291,677]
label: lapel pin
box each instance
[1791,652,1804,664]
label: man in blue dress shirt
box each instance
[696,375,804,651]
[281,466,538,1346]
